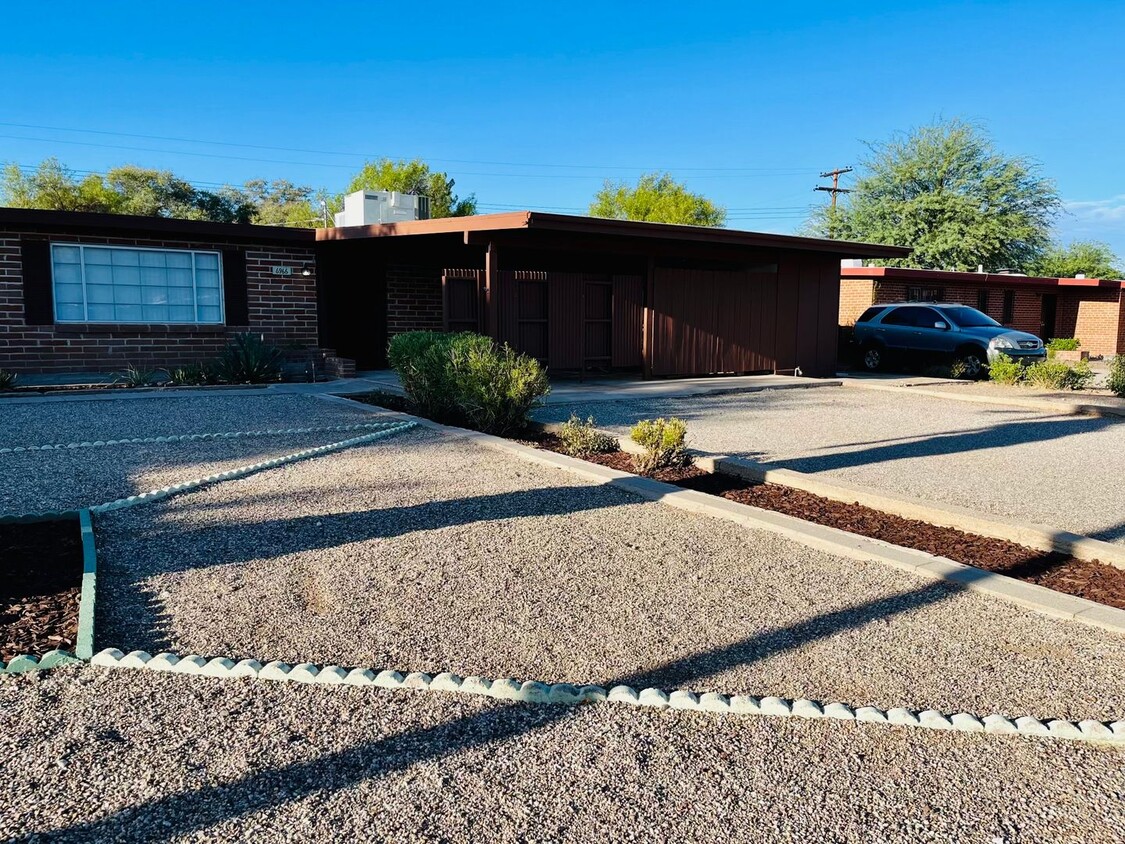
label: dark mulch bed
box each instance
[0,519,83,661]
[523,435,1125,611]
[347,391,415,414]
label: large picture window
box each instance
[51,244,224,324]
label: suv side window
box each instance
[856,306,885,324]
[880,307,918,326]
[915,307,946,328]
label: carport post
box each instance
[483,240,499,340]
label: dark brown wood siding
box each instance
[649,254,839,377]
[611,274,644,368]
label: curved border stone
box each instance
[88,648,1125,746]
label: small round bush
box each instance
[558,415,617,457]
[630,417,689,474]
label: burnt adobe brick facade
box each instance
[0,210,320,374]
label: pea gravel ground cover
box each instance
[1,667,1122,843]
[96,425,1125,722]
[535,386,1125,545]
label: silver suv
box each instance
[852,302,1046,377]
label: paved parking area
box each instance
[539,385,1125,544]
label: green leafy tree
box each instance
[807,119,1061,271]
[589,172,726,226]
[1030,240,1122,279]
[342,158,476,218]
[238,179,320,227]
[0,158,253,223]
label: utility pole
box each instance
[814,167,853,209]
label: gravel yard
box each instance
[1,666,1121,843]
[0,394,375,446]
[0,395,395,514]
[97,424,1125,722]
[537,386,1125,544]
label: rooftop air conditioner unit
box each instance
[332,190,431,227]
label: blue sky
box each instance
[1,1,1122,254]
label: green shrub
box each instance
[557,414,617,457]
[1105,356,1125,398]
[630,417,689,474]
[214,333,282,384]
[387,331,550,434]
[448,337,550,435]
[1024,359,1095,391]
[988,353,1024,386]
[114,364,163,388]
[1046,338,1080,351]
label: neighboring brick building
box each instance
[840,266,1125,357]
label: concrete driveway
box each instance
[538,385,1125,544]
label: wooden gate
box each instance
[442,269,481,333]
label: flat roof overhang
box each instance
[0,207,316,245]
[316,211,911,259]
[842,265,1125,290]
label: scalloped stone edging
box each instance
[88,648,1125,745]
[0,421,417,522]
[0,421,407,455]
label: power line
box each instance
[0,121,823,175]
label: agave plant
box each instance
[213,333,283,384]
[114,364,162,388]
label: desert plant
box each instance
[988,353,1024,386]
[1025,359,1095,391]
[213,333,282,384]
[0,369,16,390]
[167,362,221,386]
[1046,338,1080,351]
[1107,355,1125,398]
[630,417,689,474]
[387,331,550,434]
[114,364,162,388]
[387,331,464,421]
[557,414,618,457]
[448,337,550,435]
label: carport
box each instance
[316,212,907,377]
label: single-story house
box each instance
[840,266,1125,357]
[316,212,907,377]
[0,206,908,378]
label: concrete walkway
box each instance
[0,370,838,405]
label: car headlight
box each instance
[989,336,1016,349]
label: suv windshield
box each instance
[936,306,1000,328]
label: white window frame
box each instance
[50,243,225,325]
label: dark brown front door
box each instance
[1040,293,1057,339]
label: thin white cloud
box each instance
[1063,194,1125,223]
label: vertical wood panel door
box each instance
[547,272,584,370]
[611,274,645,368]
[584,278,613,370]
[442,270,481,334]
[516,276,549,362]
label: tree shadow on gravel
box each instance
[764,415,1116,474]
[114,484,639,576]
[29,570,1000,843]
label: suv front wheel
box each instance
[957,348,988,380]
[860,343,884,372]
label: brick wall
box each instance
[386,263,443,337]
[1061,289,1125,357]
[839,278,875,324]
[0,230,318,374]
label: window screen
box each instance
[51,244,224,324]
